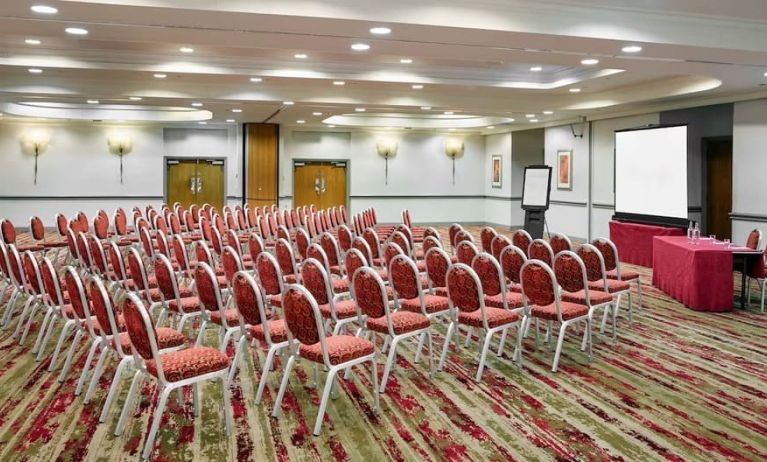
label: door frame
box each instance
[292,158,350,210]
[701,135,732,236]
[163,156,228,207]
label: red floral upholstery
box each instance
[550,234,571,255]
[30,217,45,241]
[484,291,524,309]
[320,234,340,267]
[167,296,202,313]
[448,224,462,247]
[256,254,282,296]
[338,226,353,252]
[456,241,478,266]
[122,296,155,359]
[529,240,554,266]
[606,268,640,281]
[391,232,410,256]
[22,253,41,293]
[88,279,119,335]
[295,229,310,259]
[459,307,519,328]
[145,346,230,382]
[107,243,127,280]
[363,229,381,258]
[512,231,531,256]
[591,240,616,272]
[127,249,148,290]
[248,234,264,259]
[491,235,511,260]
[40,259,64,305]
[210,308,240,326]
[425,249,449,288]
[301,260,329,304]
[588,279,631,294]
[275,240,296,276]
[1,220,16,244]
[447,266,481,312]
[221,248,241,283]
[520,263,555,307]
[367,311,429,335]
[531,302,588,321]
[194,264,221,312]
[746,229,760,250]
[553,253,585,293]
[118,327,185,353]
[232,273,264,325]
[283,286,321,345]
[399,294,449,314]
[562,289,613,306]
[319,299,358,319]
[299,335,375,365]
[472,254,502,296]
[390,257,419,299]
[94,215,109,240]
[353,268,386,317]
[383,244,403,268]
[250,319,287,343]
[63,270,89,319]
[154,255,177,300]
[332,278,349,294]
[345,249,367,278]
[480,227,497,253]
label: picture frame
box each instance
[491,155,502,188]
[557,150,572,190]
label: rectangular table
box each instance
[609,221,686,267]
[652,236,762,312]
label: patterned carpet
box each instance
[1,225,766,461]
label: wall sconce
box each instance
[444,138,464,185]
[376,138,398,185]
[21,128,51,185]
[107,131,133,184]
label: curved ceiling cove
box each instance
[0,102,213,122]
[324,113,515,129]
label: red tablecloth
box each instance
[609,221,685,267]
[652,236,757,312]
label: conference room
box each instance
[0,1,765,461]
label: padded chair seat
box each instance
[433,287,448,297]
[484,291,524,309]
[332,278,349,294]
[210,309,240,326]
[148,285,194,301]
[268,293,283,308]
[416,261,427,272]
[399,294,449,314]
[507,282,523,293]
[250,319,288,343]
[458,307,519,328]
[118,327,184,352]
[319,299,358,320]
[91,314,126,333]
[146,347,230,382]
[299,335,375,365]
[606,268,640,281]
[588,279,631,294]
[367,311,430,335]
[17,244,45,252]
[284,274,298,284]
[562,289,613,306]
[43,241,69,248]
[531,301,589,321]
[116,239,135,247]
[166,296,202,313]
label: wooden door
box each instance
[246,123,278,208]
[705,138,732,240]
[166,159,225,210]
[293,161,347,209]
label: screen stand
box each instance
[524,210,546,240]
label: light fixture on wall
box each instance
[376,138,398,185]
[107,131,133,184]
[21,128,51,185]
[570,115,587,138]
[444,138,464,185]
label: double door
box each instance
[293,161,347,210]
[166,159,225,210]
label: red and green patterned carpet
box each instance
[1,226,766,461]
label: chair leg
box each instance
[115,371,143,436]
[193,383,200,417]
[413,331,426,364]
[514,317,528,368]
[227,335,247,384]
[271,354,297,418]
[463,327,473,347]
[600,303,610,333]
[31,307,53,354]
[221,327,236,353]
[21,301,45,344]
[195,320,208,347]
[551,322,568,373]
[84,347,110,404]
[438,321,456,371]
[48,320,74,372]
[221,377,232,436]
[255,344,280,404]
[59,329,84,382]
[142,385,172,459]
[36,314,58,362]
[12,297,35,339]
[370,357,380,414]
[636,279,642,309]
[475,330,493,382]
[75,339,100,395]
[379,337,400,393]
[2,290,20,328]
[312,368,338,436]
[100,357,130,423]
[761,281,766,313]
[496,328,508,357]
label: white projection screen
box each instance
[615,125,688,220]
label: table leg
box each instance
[741,258,747,310]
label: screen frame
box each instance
[521,165,552,211]
[612,124,689,227]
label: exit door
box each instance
[166,158,225,210]
[293,161,347,210]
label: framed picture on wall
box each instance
[557,150,572,190]
[491,155,502,188]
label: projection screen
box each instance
[614,125,688,221]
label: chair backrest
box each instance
[154,253,181,304]
[139,227,154,259]
[56,213,69,237]
[402,209,413,228]
[40,257,66,306]
[512,229,532,256]
[221,246,243,283]
[363,228,382,259]
[88,234,110,275]
[352,266,389,320]
[255,251,284,297]
[1,219,17,245]
[282,284,324,346]
[232,271,269,327]
[577,244,608,283]
[93,214,109,240]
[455,240,479,266]
[549,233,572,255]
[520,259,557,307]
[194,262,226,318]
[480,227,497,253]
[122,293,162,376]
[226,229,242,255]
[247,232,264,260]
[299,258,331,305]
[76,231,93,269]
[591,238,618,272]
[106,241,128,281]
[127,247,151,294]
[422,236,442,255]
[500,245,527,284]
[553,251,588,294]
[168,212,182,235]
[246,208,257,231]
[29,216,45,241]
[746,229,762,250]
[22,251,43,295]
[528,239,555,266]
[320,232,342,267]
[351,236,374,265]
[390,231,411,258]
[448,223,463,248]
[306,243,333,276]
[4,244,24,287]
[423,226,440,243]
[389,254,422,301]
[275,238,298,277]
[63,266,92,321]
[276,225,290,242]
[446,263,483,313]
[424,247,451,288]
[490,234,511,261]
[344,248,367,280]
[156,231,171,257]
[194,240,215,267]
[471,252,505,297]
[169,235,190,273]
[295,228,311,260]
[337,225,354,252]
[382,242,404,269]
[87,275,121,339]
[453,230,473,248]
[210,228,225,256]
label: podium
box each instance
[520,166,552,239]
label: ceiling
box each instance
[0,0,766,132]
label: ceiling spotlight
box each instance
[312,112,323,116]
[198,121,207,125]
[351,43,371,51]
[283,101,294,105]
[180,47,194,53]
[250,77,263,82]
[400,58,413,64]
[333,81,346,86]
[420,106,432,110]
[191,102,203,107]
[581,58,599,65]
[129,96,142,101]
[543,110,553,115]
[487,126,495,129]
[231,108,242,113]
[525,114,535,118]
[411,84,424,89]
[25,39,41,45]
[355,107,366,112]
[622,45,643,53]
[530,119,539,123]
[31,5,58,14]
[296,120,306,124]
[530,66,543,72]
[153,73,167,79]
[569,88,581,93]
[763,71,767,77]
[294,53,308,59]
[370,26,392,35]
[508,118,515,122]
[65,27,88,35]
[444,111,454,115]
[87,99,99,104]
[328,125,336,128]
[226,119,235,123]
[28,68,43,74]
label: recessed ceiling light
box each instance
[351,43,370,51]
[525,114,535,118]
[31,5,57,14]
[444,111,454,115]
[250,77,263,82]
[487,126,495,129]
[333,81,346,86]
[191,102,203,107]
[231,108,242,113]
[622,45,643,53]
[569,88,581,93]
[25,39,41,45]
[198,121,207,125]
[153,73,167,79]
[65,27,88,35]
[28,68,43,74]
[355,107,366,112]
[763,71,767,77]
[530,66,543,72]
[581,58,599,65]
[530,119,539,123]
[312,112,323,116]
[508,118,515,122]
[129,96,142,101]
[370,27,391,35]
[400,58,413,64]
[411,84,424,90]
[283,101,294,105]
[87,99,99,104]
[420,106,432,110]
[296,120,306,124]
[294,53,308,59]
[226,119,235,123]
[328,125,336,128]
[449,128,456,132]
[179,47,194,53]
[543,110,553,115]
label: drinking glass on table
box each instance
[724,238,731,248]
[709,235,716,241]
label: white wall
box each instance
[483,133,514,226]
[0,121,242,226]
[544,124,590,238]
[733,99,767,245]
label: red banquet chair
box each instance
[300,257,358,335]
[592,237,642,316]
[512,229,533,256]
[271,284,379,436]
[455,239,479,265]
[528,239,555,267]
[490,234,512,261]
[549,232,573,255]
[1,218,44,253]
[480,226,498,254]
[578,244,631,341]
